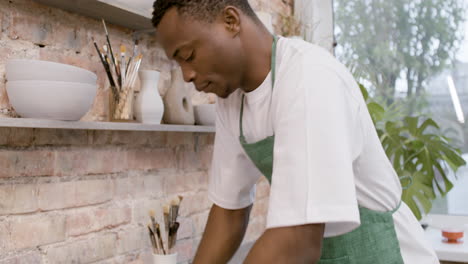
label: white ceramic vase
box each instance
[134,70,164,124]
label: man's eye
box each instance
[186,52,195,62]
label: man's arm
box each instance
[244,223,325,264]
[193,204,252,264]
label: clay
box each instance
[162,67,195,125]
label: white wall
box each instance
[295,0,335,53]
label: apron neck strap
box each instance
[240,35,278,141]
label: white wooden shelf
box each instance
[33,0,155,30]
[0,118,215,133]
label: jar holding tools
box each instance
[92,19,143,122]
[148,195,183,264]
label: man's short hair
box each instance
[152,0,257,28]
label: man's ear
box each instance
[221,6,241,36]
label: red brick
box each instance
[74,179,113,206]
[139,174,163,199]
[179,192,212,217]
[200,146,213,170]
[54,148,127,176]
[0,4,4,35]
[176,149,201,172]
[0,150,54,178]
[131,199,164,226]
[38,47,96,73]
[0,128,35,147]
[94,255,145,264]
[196,133,215,146]
[176,145,213,172]
[44,233,116,263]
[172,239,194,263]
[90,131,116,145]
[0,184,38,215]
[9,213,66,250]
[53,148,92,176]
[93,131,167,147]
[0,251,42,264]
[97,148,129,174]
[192,211,209,237]
[166,133,195,148]
[66,204,131,237]
[113,175,132,199]
[113,172,153,199]
[138,250,155,264]
[164,171,207,194]
[53,24,87,53]
[37,181,76,211]
[33,129,90,146]
[176,217,194,240]
[0,128,7,147]
[8,10,55,45]
[116,227,149,255]
[127,148,176,171]
[0,220,10,253]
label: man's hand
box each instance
[192,204,252,264]
[244,223,325,264]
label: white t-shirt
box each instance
[208,37,439,263]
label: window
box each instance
[334,0,468,216]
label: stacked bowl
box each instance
[6,60,98,121]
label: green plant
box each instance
[360,84,466,219]
[335,0,465,103]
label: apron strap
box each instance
[239,35,278,142]
[389,200,402,214]
[239,94,247,143]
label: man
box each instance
[152,0,439,263]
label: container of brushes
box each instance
[109,85,136,122]
[153,253,177,264]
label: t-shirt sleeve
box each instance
[208,103,263,210]
[267,62,362,237]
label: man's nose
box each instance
[181,64,196,83]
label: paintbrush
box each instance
[101,19,117,67]
[170,204,179,225]
[125,54,142,89]
[126,39,139,73]
[169,196,183,224]
[147,224,158,254]
[149,210,169,254]
[92,37,117,90]
[133,39,139,57]
[149,210,164,254]
[155,222,167,255]
[163,204,170,239]
[104,45,121,91]
[120,45,127,87]
[167,196,183,250]
[168,222,180,250]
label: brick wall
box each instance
[0,0,292,263]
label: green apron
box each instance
[239,36,404,264]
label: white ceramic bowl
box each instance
[6,80,97,121]
[6,59,97,84]
[194,104,216,126]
